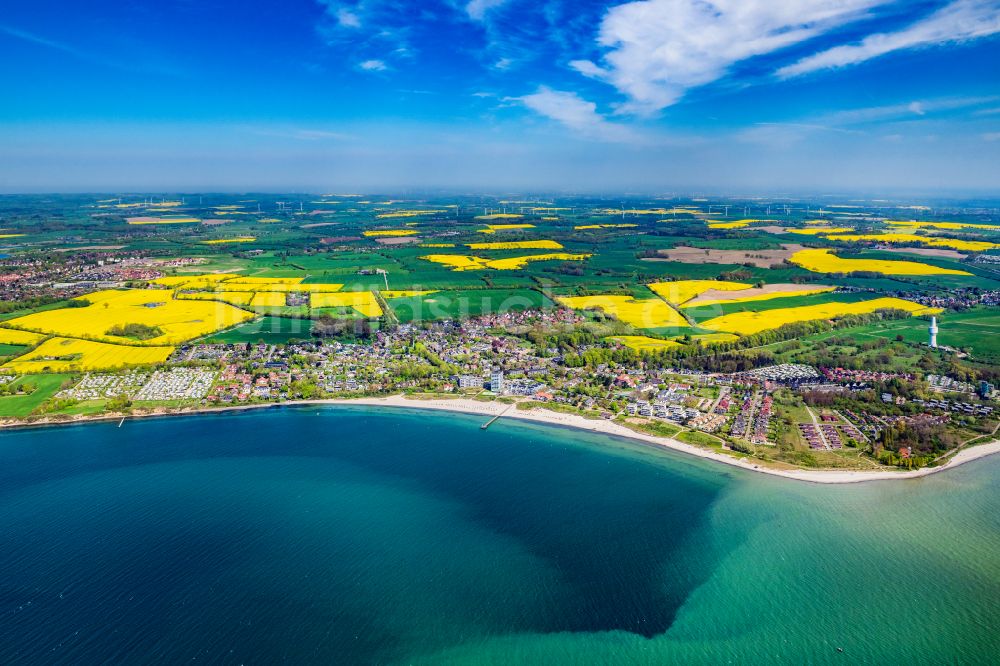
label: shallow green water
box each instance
[0,406,997,664]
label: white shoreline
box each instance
[329,396,1000,484]
[4,394,999,484]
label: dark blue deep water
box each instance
[1,406,998,664]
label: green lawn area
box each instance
[201,316,314,344]
[388,288,552,323]
[849,307,1000,362]
[0,373,73,418]
[0,343,29,358]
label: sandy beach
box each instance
[4,394,999,484]
[330,395,1000,485]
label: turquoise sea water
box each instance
[0,406,998,664]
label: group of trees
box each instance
[311,314,373,338]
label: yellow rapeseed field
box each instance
[598,208,695,215]
[127,217,201,225]
[0,327,46,345]
[785,227,854,235]
[708,219,773,229]
[556,295,688,329]
[477,224,536,234]
[201,237,256,244]
[311,291,383,317]
[690,333,740,344]
[574,224,638,230]
[362,229,419,237]
[3,289,255,345]
[475,213,524,220]
[790,249,971,276]
[150,274,234,288]
[420,253,589,271]
[887,220,1000,231]
[419,243,456,248]
[178,291,256,307]
[824,233,998,252]
[375,210,447,219]
[488,253,590,270]
[3,337,174,374]
[220,276,303,284]
[684,286,836,307]
[700,298,941,336]
[420,255,489,271]
[608,336,682,351]
[648,280,751,305]
[211,278,343,293]
[0,234,25,239]
[250,292,288,308]
[467,240,563,250]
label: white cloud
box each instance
[517,87,640,142]
[779,0,1000,78]
[571,0,888,115]
[336,8,362,28]
[817,96,997,125]
[984,132,1000,141]
[465,0,509,21]
[359,59,387,71]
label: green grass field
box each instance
[0,374,73,418]
[200,316,314,344]
[388,288,552,322]
[847,308,1000,362]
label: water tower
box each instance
[929,316,938,348]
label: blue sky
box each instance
[1,0,999,194]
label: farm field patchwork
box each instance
[363,229,419,237]
[785,227,854,235]
[201,316,314,344]
[3,337,174,374]
[699,297,940,336]
[608,336,682,352]
[250,292,289,308]
[375,210,447,219]
[683,284,837,307]
[310,291,383,317]
[3,289,255,345]
[420,252,590,271]
[0,328,47,345]
[887,220,1000,231]
[466,240,563,250]
[201,237,256,244]
[477,224,535,233]
[386,289,551,322]
[574,224,638,230]
[790,248,972,276]
[647,280,751,305]
[823,233,999,252]
[178,291,256,306]
[556,295,688,329]
[126,216,200,224]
